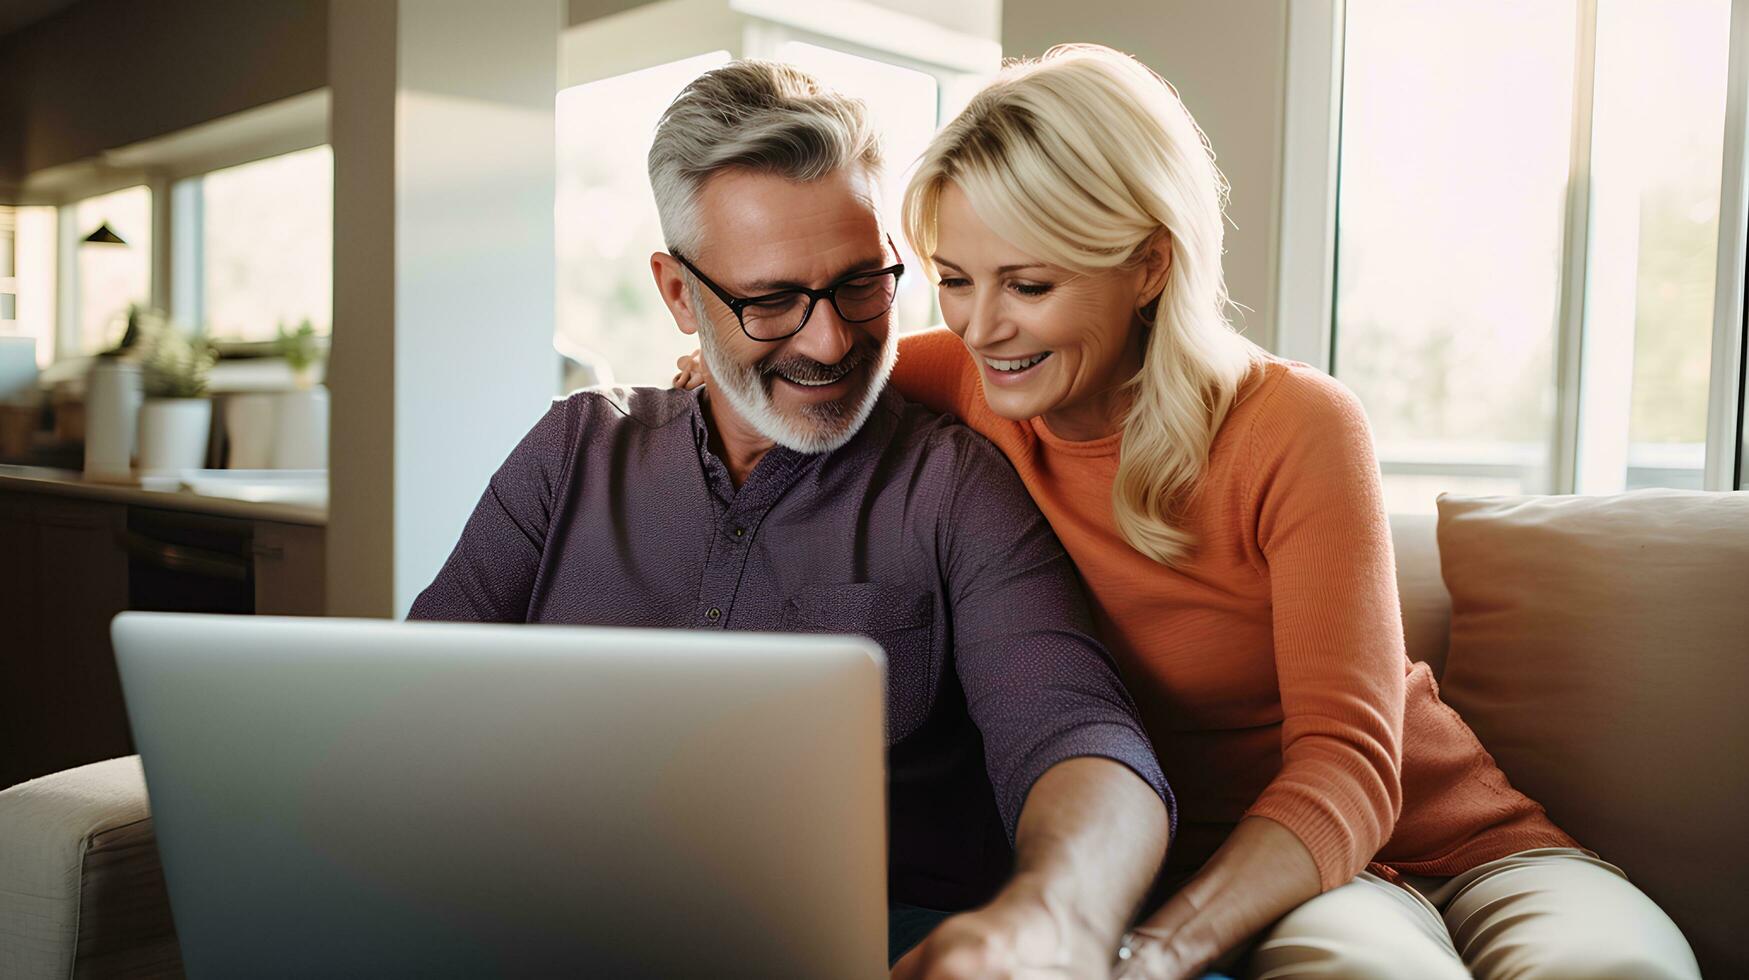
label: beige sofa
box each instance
[3,494,1744,977]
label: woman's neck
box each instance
[1042,386,1131,442]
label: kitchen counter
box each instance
[0,465,327,526]
[2,463,327,787]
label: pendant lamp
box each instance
[83,222,127,246]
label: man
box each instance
[410,61,1172,977]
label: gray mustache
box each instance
[761,344,872,384]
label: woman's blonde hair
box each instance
[902,43,1258,566]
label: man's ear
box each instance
[651,252,701,337]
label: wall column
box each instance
[328,0,561,617]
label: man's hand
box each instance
[893,758,1167,979]
[890,886,1110,980]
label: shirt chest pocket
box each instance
[782,583,938,742]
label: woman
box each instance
[889,44,1698,980]
[680,45,1697,979]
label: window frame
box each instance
[1277,0,1749,497]
[12,90,328,362]
[1274,0,1344,371]
[1713,0,1749,490]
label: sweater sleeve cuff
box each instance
[1245,782,1376,891]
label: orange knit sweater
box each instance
[893,330,1577,890]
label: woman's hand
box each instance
[1112,927,1189,980]
[672,350,708,390]
[1112,817,1321,979]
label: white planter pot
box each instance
[223,393,278,469]
[83,359,142,482]
[138,398,211,475]
[270,387,328,470]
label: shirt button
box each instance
[733,526,745,538]
[706,607,721,621]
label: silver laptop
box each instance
[112,612,887,978]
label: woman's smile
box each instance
[930,181,1153,438]
[980,350,1054,384]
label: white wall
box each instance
[327,0,562,618]
[1001,0,1290,353]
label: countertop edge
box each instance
[0,467,329,526]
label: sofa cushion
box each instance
[1436,489,1749,978]
[74,815,181,977]
[1389,512,1452,679]
[0,755,181,978]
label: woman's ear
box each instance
[1138,230,1173,312]
[651,252,702,337]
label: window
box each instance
[556,51,733,387]
[0,207,12,323]
[1591,0,1732,491]
[72,185,152,355]
[773,41,942,336]
[175,145,333,341]
[12,90,331,370]
[8,206,57,368]
[1329,0,1739,511]
[556,1,997,386]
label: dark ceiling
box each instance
[0,0,79,40]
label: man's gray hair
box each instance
[648,60,883,256]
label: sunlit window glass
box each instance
[14,206,56,368]
[1334,1,1578,514]
[74,186,152,354]
[556,52,733,386]
[556,47,958,387]
[775,41,940,334]
[1590,0,1731,491]
[199,145,334,341]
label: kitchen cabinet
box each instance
[0,488,325,788]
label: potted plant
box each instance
[136,310,216,475]
[276,318,322,389]
[268,318,328,470]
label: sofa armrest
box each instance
[0,756,182,978]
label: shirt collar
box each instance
[685,383,906,501]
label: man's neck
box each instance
[700,388,777,488]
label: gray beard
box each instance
[697,327,898,455]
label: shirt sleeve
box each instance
[407,395,580,623]
[1241,370,1406,890]
[934,428,1175,843]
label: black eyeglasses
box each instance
[668,237,905,342]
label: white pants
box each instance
[1244,848,1699,979]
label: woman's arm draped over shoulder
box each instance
[893,328,981,419]
[1121,370,1406,978]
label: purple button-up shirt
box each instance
[409,385,1172,910]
